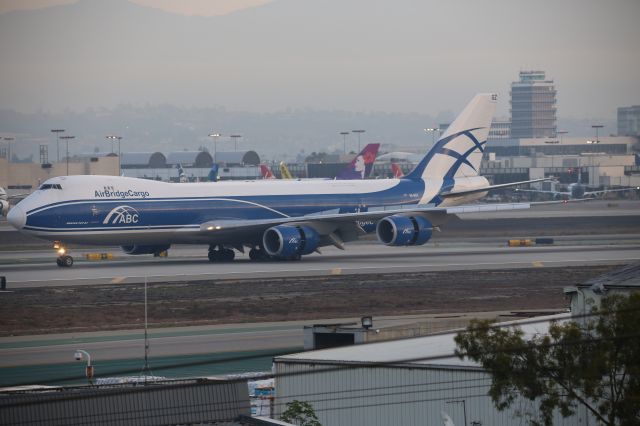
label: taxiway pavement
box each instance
[1,239,638,288]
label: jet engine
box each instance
[0,200,8,217]
[376,215,432,246]
[121,244,170,255]
[263,225,320,259]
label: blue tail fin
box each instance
[208,164,219,182]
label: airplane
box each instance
[515,169,639,199]
[177,164,188,183]
[7,93,550,267]
[260,164,276,179]
[208,164,219,182]
[334,143,380,179]
[0,186,29,216]
[391,163,404,178]
[279,161,293,179]
[263,143,381,180]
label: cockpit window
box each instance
[39,184,63,190]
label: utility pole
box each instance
[51,129,65,163]
[141,276,151,380]
[60,135,75,175]
[424,127,440,148]
[340,132,349,155]
[3,137,15,163]
[208,133,221,163]
[352,129,365,152]
[230,134,242,152]
[106,135,123,176]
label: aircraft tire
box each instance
[222,249,235,262]
[208,251,218,262]
[56,258,63,267]
[59,255,73,267]
[249,248,258,260]
[249,248,262,261]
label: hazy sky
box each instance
[1,0,638,119]
[0,0,272,16]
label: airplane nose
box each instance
[7,205,26,230]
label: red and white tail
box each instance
[260,164,275,179]
[391,163,404,178]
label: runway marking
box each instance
[110,276,126,284]
[532,261,544,267]
[331,268,342,275]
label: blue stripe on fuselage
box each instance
[25,179,427,231]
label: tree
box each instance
[280,400,322,426]
[454,293,640,426]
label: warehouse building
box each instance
[274,265,640,426]
[274,314,596,426]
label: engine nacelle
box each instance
[263,225,320,259]
[0,200,8,217]
[121,244,170,255]
[376,215,432,246]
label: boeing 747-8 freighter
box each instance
[7,93,547,267]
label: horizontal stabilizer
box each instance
[441,178,551,198]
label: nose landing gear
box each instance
[54,241,74,267]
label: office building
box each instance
[617,105,640,137]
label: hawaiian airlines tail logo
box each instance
[103,205,140,225]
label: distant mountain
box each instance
[3,0,637,118]
[0,104,442,162]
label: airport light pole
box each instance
[208,133,221,163]
[591,125,603,144]
[74,349,94,385]
[230,134,242,152]
[106,135,123,176]
[352,129,365,153]
[51,129,65,163]
[3,137,15,163]
[340,132,349,155]
[424,127,440,148]
[60,135,75,176]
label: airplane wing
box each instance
[514,188,567,196]
[441,178,551,198]
[199,202,531,248]
[584,186,640,197]
[6,193,30,200]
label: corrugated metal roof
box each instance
[166,151,213,167]
[215,151,260,165]
[121,152,166,167]
[581,262,640,289]
[275,314,562,368]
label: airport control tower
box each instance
[510,70,557,138]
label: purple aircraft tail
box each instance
[336,143,380,180]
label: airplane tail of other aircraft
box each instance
[260,164,276,179]
[405,93,496,182]
[391,163,404,178]
[280,162,294,179]
[208,164,219,182]
[335,143,381,180]
[177,164,187,183]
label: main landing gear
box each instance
[54,241,74,267]
[208,245,235,262]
